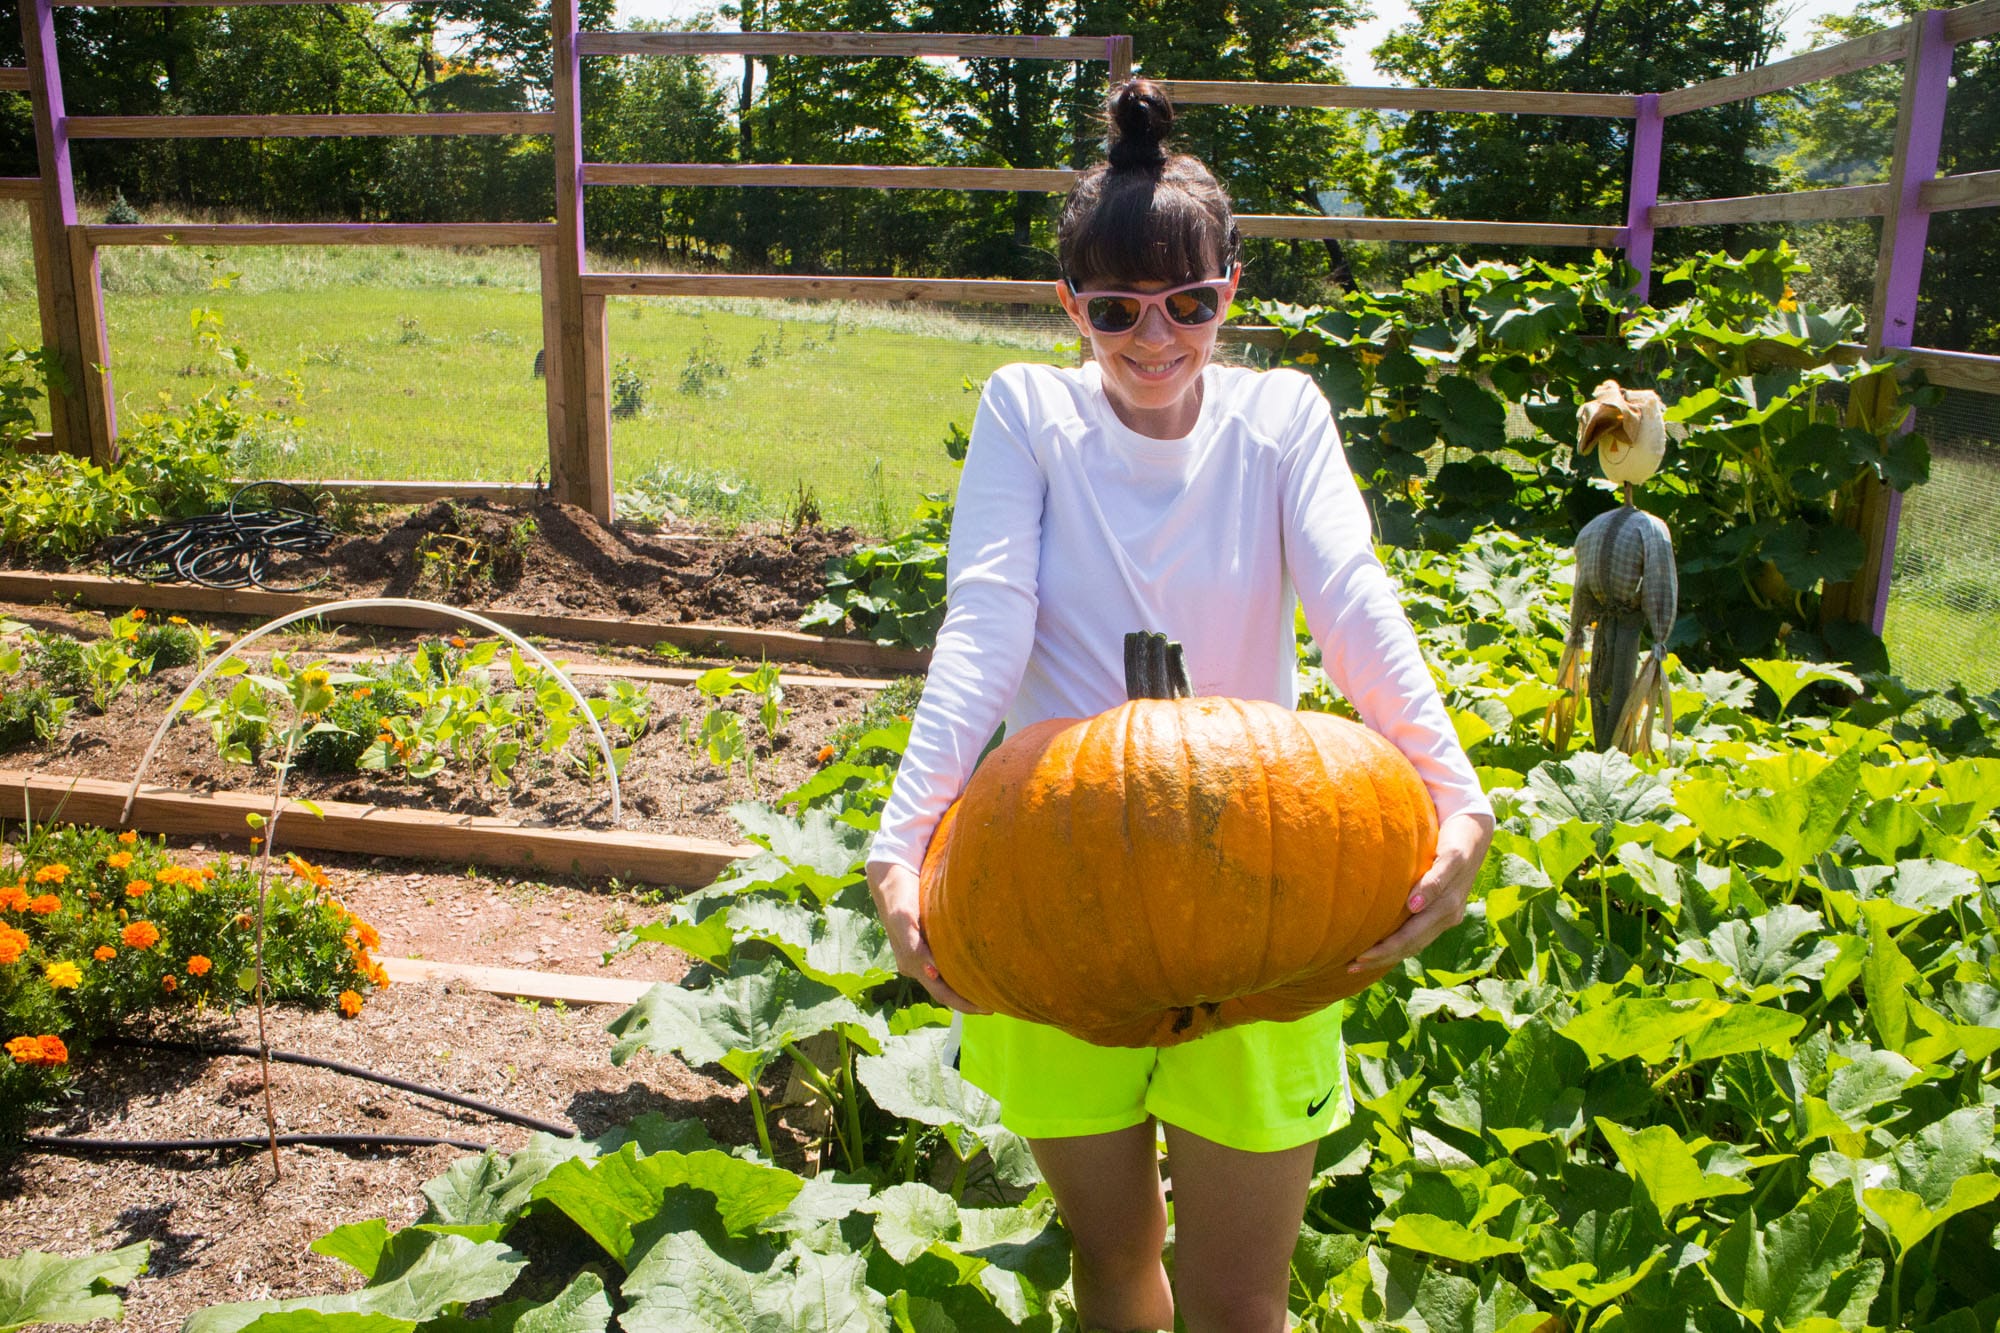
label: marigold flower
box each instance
[815,744,836,765]
[368,961,388,988]
[1292,351,1320,365]
[6,1034,68,1067]
[338,990,364,1017]
[161,974,177,993]
[353,686,374,698]
[33,864,68,884]
[118,830,139,845]
[44,960,82,989]
[186,954,212,977]
[106,852,133,871]
[28,895,60,915]
[122,921,160,950]
[0,926,29,965]
[449,636,468,649]
[169,616,189,626]
[130,608,147,621]
[353,921,381,950]
[234,912,254,929]
[93,945,116,962]
[0,885,28,912]
[126,880,151,899]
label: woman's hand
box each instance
[867,861,991,1015]
[1350,811,1495,974]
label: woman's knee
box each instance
[1172,1277,1288,1333]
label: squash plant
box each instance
[1249,244,1939,669]
[188,530,2000,1332]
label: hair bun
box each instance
[1106,78,1173,172]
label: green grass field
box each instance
[1882,446,2000,695]
[0,203,1071,531]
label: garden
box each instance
[1,221,1998,1333]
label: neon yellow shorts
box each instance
[958,1002,1350,1155]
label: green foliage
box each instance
[0,825,381,1133]
[615,462,765,532]
[0,1242,150,1332]
[0,341,63,451]
[1254,245,1938,667]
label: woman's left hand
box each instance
[1350,812,1495,973]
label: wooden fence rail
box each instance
[6,1,1999,642]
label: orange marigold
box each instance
[353,686,374,698]
[106,852,134,871]
[816,744,836,765]
[0,926,28,965]
[93,945,116,962]
[352,921,381,950]
[449,636,468,649]
[6,1034,68,1066]
[130,608,147,621]
[33,864,68,884]
[367,961,389,989]
[121,921,160,950]
[27,895,60,915]
[118,830,139,845]
[338,990,364,1017]
[0,885,28,912]
[125,880,151,899]
[186,954,212,977]
[234,912,254,929]
[169,615,189,626]
[161,974,177,993]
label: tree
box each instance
[1374,0,1782,258]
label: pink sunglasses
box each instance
[1065,267,1238,334]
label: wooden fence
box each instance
[5,0,2000,631]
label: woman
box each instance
[865,78,1494,1332]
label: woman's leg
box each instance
[1160,1123,1317,1333]
[1029,1120,1175,1332]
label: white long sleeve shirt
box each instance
[868,359,1491,875]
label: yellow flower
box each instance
[1778,285,1798,312]
[1357,349,1385,367]
[168,616,188,625]
[126,880,151,899]
[117,830,139,845]
[44,961,82,989]
[106,852,133,871]
[1292,351,1319,365]
[33,864,68,885]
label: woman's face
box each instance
[1056,263,1240,439]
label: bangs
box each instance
[1060,165,1235,290]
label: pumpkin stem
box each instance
[1123,631,1193,701]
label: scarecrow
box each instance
[1544,380,1678,754]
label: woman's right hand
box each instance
[867,861,990,1015]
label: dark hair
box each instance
[1057,78,1241,290]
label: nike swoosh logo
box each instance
[1306,1084,1338,1118]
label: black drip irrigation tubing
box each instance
[15,1036,577,1158]
[103,481,342,592]
[24,1132,496,1155]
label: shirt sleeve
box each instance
[1274,374,1493,826]
[868,368,1048,874]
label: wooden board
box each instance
[0,570,933,672]
[1237,214,1625,247]
[298,649,893,693]
[380,956,657,1007]
[0,70,30,92]
[1942,0,2000,44]
[66,113,556,139]
[584,162,1079,192]
[577,31,1114,60]
[0,770,751,888]
[1658,25,1909,115]
[1905,346,2000,394]
[0,177,36,201]
[242,478,545,504]
[581,271,1061,304]
[83,223,557,248]
[1920,169,2000,214]
[1155,79,1639,118]
[1648,183,1890,227]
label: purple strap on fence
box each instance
[1623,94,1665,300]
[1870,11,1955,637]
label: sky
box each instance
[612,0,1865,84]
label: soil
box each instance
[0,850,827,1332]
[0,622,881,848]
[315,499,861,630]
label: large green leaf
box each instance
[418,1272,613,1333]
[182,1234,524,1333]
[1674,906,1838,1002]
[855,1030,1038,1186]
[619,1234,888,1333]
[726,898,898,999]
[1705,1188,1881,1328]
[607,958,884,1078]
[1526,1208,1666,1307]
[1596,1121,1754,1218]
[0,1244,150,1333]
[862,1184,960,1265]
[1560,996,1730,1066]
[1365,1250,1552,1333]
[532,1145,804,1266]
[1428,1018,1587,1151]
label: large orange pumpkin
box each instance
[920,632,1438,1048]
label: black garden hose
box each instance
[23,1132,494,1155]
[104,481,342,592]
[101,1035,578,1136]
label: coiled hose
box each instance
[105,481,342,592]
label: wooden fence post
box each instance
[1834,10,1951,634]
[547,0,611,522]
[19,0,114,463]
[1623,93,1663,300]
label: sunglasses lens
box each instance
[1166,286,1223,325]
[1086,296,1142,333]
